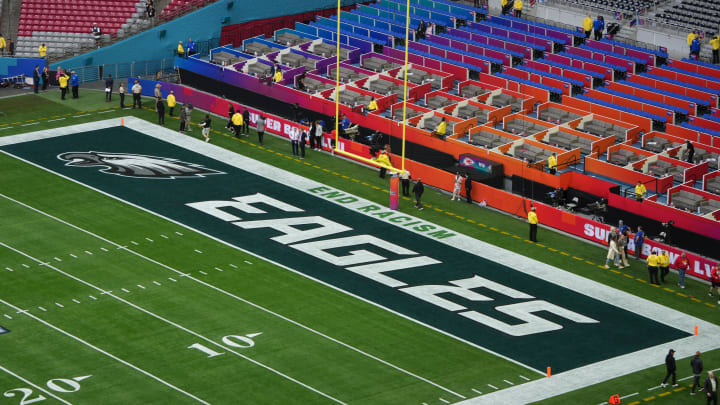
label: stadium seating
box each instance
[160,0,218,21]
[15,0,149,58]
[657,0,720,35]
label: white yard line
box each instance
[0,363,72,404]
[0,191,466,399]
[0,242,346,405]
[0,300,207,404]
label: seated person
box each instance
[431,117,447,139]
[273,68,283,83]
[366,97,378,115]
[296,73,306,91]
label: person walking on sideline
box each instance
[634,226,645,258]
[376,149,391,178]
[413,178,424,210]
[155,96,165,125]
[709,263,720,304]
[58,70,69,100]
[105,74,114,101]
[528,207,538,242]
[677,252,689,289]
[256,115,265,145]
[299,129,307,159]
[70,71,79,98]
[659,250,670,283]
[242,108,250,135]
[691,351,704,395]
[167,91,176,116]
[647,249,660,285]
[661,349,678,388]
[617,232,630,268]
[464,173,473,204]
[178,104,187,133]
[200,114,211,142]
[41,67,49,91]
[290,129,300,156]
[118,83,125,108]
[705,371,718,404]
[131,80,142,109]
[400,170,410,196]
[604,235,621,268]
[231,109,243,138]
[451,172,462,200]
[32,65,40,94]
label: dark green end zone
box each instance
[1,126,690,373]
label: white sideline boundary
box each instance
[0,364,73,405]
[0,242,345,405]
[1,117,720,404]
[0,298,208,404]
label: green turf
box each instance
[1,93,718,404]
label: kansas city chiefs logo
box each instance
[57,152,224,179]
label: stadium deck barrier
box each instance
[665,123,720,147]
[702,171,720,194]
[622,75,712,111]
[606,81,696,117]
[524,60,593,89]
[561,95,652,133]
[382,46,469,82]
[646,66,720,94]
[583,88,674,125]
[687,115,720,132]
[668,59,720,81]
[386,64,455,91]
[586,39,655,67]
[441,29,534,60]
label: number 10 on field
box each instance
[187,333,262,358]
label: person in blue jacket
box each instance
[70,71,79,98]
[691,36,701,59]
[593,16,604,41]
[186,38,196,57]
[633,226,645,259]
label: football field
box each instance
[0,103,719,404]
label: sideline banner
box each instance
[537,204,718,281]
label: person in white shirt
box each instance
[451,172,462,200]
[290,130,300,156]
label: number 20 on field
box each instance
[4,375,92,404]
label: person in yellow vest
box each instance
[38,43,47,58]
[527,206,538,242]
[635,180,647,202]
[0,34,6,56]
[432,117,447,139]
[367,97,378,112]
[57,70,69,100]
[711,34,719,64]
[177,41,184,58]
[687,30,698,57]
[513,0,523,18]
[375,148,392,178]
[658,250,670,283]
[647,249,660,285]
[583,14,594,39]
[548,152,557,174]
[231,109,243,138]
[501,0,510,15]
[167,90,176,116]
[272,68,283,83]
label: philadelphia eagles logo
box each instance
[57,152,224,179]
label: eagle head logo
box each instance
[57,152,224,179]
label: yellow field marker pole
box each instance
[334,0,341,154]
[400,0,411,172]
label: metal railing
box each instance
[64,58,176,84]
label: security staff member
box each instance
[528,207,538,242]
[635,180,647,202]
[548,153,557,174]
[583,15,594,39]
[647,250,659,285]
[711,34,719,64]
